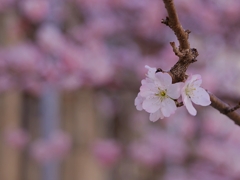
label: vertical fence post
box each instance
[39,86,60,180]
[0,91,22,180]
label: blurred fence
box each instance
[0,90,108,180]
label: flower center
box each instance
[185,85,196,97]
[156,89,167,101]
[160,91,166,96]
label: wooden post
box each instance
[0,91,22,180]
[62,89,106,180]
[39,86,60,180]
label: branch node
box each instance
[185,29,191,38]
[191,48,199,58]
[226,102,240,113]
[170,42,183,57]
[191,59,197,63]
[161,17,170,26]
[156,68,163,73]
[176,101,184,107]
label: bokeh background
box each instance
[1,0,240,180]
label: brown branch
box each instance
[162,0,190,50]
[209,92,240,126]
[162,0,198,83]
[162,0,240,126]
[176,101,184,107]
[227,103,240,113]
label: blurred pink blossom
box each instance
[48,130,72,159]
[4,43,42,74]
[3,128,30,150]
[30,130,72,163]
[92,139,121,167]
[129,142,162,167]
[202,110,235,137]
[20,0,50,23]
[0,0,15,12]
[36,24,66,54]
[30,140,53,163]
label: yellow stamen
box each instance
[160,91,166,96]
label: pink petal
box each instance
[139,82,157,97]
[142,96,161,113]
[167,82,183,99]
[145,65,156,79]
[149,110,164,122]
[191,87,211,106]
[188,74,202,87]
[183,93,197,116]
[141,78,153,85]
[134,93,144,111]
[155,72,172,87]
[161,98,177,117]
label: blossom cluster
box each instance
[3,128,72,163]
[135,66,211,122]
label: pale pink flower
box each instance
[145,65,157,80]
[30,140,53,163]
[92,139,121,167]
[20,0,49,23]
[181,74,211,116]
[129,142,162,167]
[30,131,72,163]
[36,24,66,54]
[134,93,144,111]
[135,65,182,122]
[48,131,72,159]
[3,128,30,150]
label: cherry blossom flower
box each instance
[20,0,49,23]
[3,128,30,150]
[92,139,121,167]
[181,74,211,116]
[135,65,182,122]
[30,131,72,163]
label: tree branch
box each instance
[209,92,240,126]
[162,0,240,126]
[162,0,189,50]
[162,0,198,83]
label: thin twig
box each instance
[162,0,190,50]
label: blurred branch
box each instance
[163,0,240,125]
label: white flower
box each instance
[181,74,211,116]
[145,65,157,79]
[135,66,182,122]
[134,93,144,111]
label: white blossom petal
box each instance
[188,74,202,87]
[149,109,164,122]
[191,87,211,106]
[161,98,177,117]
[142,96,161,113]
[167,82,183,99]
[183,93,197,116]
[141,78,153,85]
[140,83,157,97]
[145,65,156,79]
[155,72,172,87]
[134,93,144,111]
